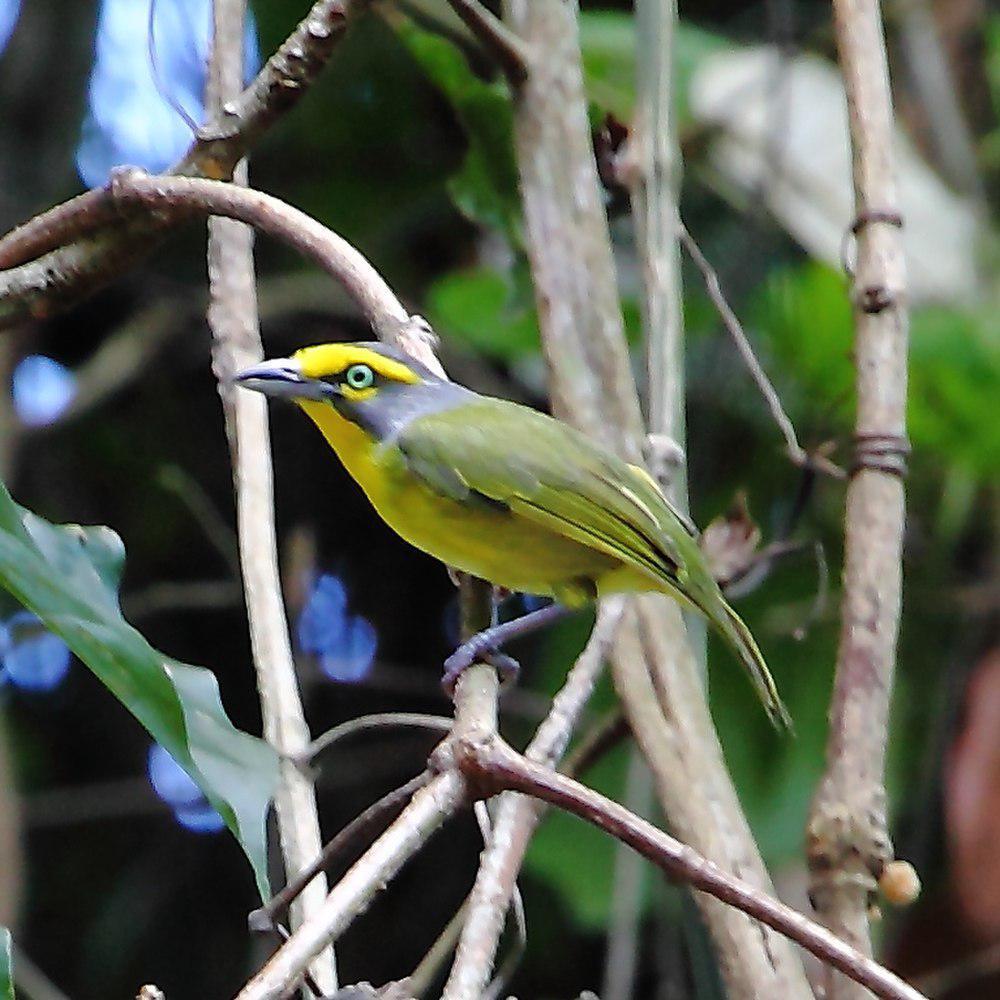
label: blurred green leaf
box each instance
[909,308,1000,483]
[426,266,539,358]
[748,261,854,430]
[395,20,521,242]
[0,483,279,898]
[0,928,12,1000]
[578,11,728,124]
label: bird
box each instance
[234,341,790,729]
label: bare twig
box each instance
[630,0,687,496]
[0,1,360,329]
[457,737,926,1000]
[250,772,432,932]
[677,220,846,479]
[442,0,530,85]
[302,713,454,764]
[806,1,911,996]
[205,1,334,991]
[442,598,625,999]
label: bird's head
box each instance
[234,341,460,442]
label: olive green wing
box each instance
[393,399,696,589]
[394,398,791,729]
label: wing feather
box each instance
[395,400,691,587]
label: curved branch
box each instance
[0,0,361,328]
[462,738,925,1000]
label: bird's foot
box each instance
[441,602,569,697]
[442,642,519,696]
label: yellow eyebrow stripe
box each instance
[293,344,421,384]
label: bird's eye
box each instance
[344,364,375,391]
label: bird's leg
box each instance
[442,601,571,695]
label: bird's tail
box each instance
[715,598,792,732]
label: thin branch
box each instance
[236,770,468,1000]
[677,220,845,479]
[205,1,335,991]
[249,772,432,932]
[442,598,625,999]
[442,0,530,84]
[302,713,454,765]
[458,737,926,1000]
[0,1,360,329]
[805,0,911,993]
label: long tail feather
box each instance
[717,599,792,731]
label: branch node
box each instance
[839,209,904,278]
[850,432,911,478]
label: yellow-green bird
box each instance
[235,341,790,728]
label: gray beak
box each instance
[232,357,332,401]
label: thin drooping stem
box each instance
[204,0,335,991]
[806,0,910,994]
[677,221,846,479]
[236,771,468,1000]
[250,772,432,931]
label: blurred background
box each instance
[0,0,997,997]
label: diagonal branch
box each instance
[461,738,926,1000]
[0,0,362,330]
[677,220,846,479]
[442,0,530,85]
[806,0,911,995]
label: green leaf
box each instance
[395,20,522,243]
[0,483,279,897]
[0,928,12,1000]
[578,11,728,124]
[425,266,540,359]
[747,261,854,431]
[908,308,1000,483]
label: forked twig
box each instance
[677,220,846,479]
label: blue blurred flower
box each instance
[0,0,21,55]
[11,355,77,427]
[174,800,226,833]
[0,611,71,692]
[297,574,378,683]
[147,743,224,834]
[77,0,261,186]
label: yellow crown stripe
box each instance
[294,343,421,385]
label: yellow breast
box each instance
[296,401,618,595]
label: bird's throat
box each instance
[298,400,380,491]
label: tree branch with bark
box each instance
[806,0,912,996]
